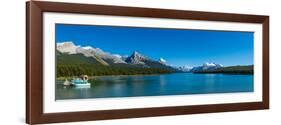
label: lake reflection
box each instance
[56,73,253,100]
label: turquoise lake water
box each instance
[55,73,254,100]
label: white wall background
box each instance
[0,0,279,124]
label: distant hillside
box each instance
[57,51,101,65]
[193,65,253,75]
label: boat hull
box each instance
[74,83,91,88]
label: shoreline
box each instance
[56,73,176,80]
[56,72,254,80]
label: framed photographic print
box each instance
[26,1,269,124]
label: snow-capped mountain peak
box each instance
[203,62,223,67]
[202,62,223,70]
[191,62,223,72]
[203,62,216,67]
[82,46,93,50]
[112,54,122,58]
[57,41,126,64]
[133,51,139,55]
[177,65,193,72]
[125,51,149,65]
[56,41,78,54]
[159,58,166,63]
[133,51,146,59]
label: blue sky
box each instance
[56,24,254,67]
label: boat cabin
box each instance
[80,75,88,81]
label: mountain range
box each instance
[57,42,176,70]
[56,42,252,76]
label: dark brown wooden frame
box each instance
[26,1,269,124]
